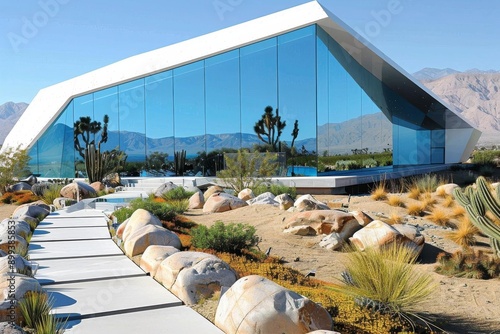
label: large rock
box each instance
[203,192,248,213]
[188,189,204,209]
[154,182,178,198]
[247,192,278,206]
[436,183,459,196]
[0,232,27,254]
[349,220,425,256]
[140,245,180,276]
[60,181,97,200]
[122,209,162,241]
[215,275,333,334]
[275,193,295,210]
[11,203,49,221]
[284,210,364,236]
[0,254,33,276]
[0,219,31,239]
[90,181,105,193]
[53,197,77,210]
[20,175,37,186]
[124,225,181,257]
[17,215,39,231]
[9,182,31,192]
[103,172,121,187]
[238,188,255,201]
[0,323,27,334]
[155,251,238,305]
[115,219,129,239]
[0,273,42,322]
[31,182,51,196]
[293,195,330,211]
[203,185,224,201]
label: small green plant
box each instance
[253,182,296,198]
[335,160,362,171]
[34,313,66,334]
[0,146,31,195]
[161,187,194,201]
[41,184,64,205]
[191,221,260,254]
[435,250,500,279]
[339,244,435,318]
[112,207,134,223]
[18,290,52,329]
[407,174,441,194]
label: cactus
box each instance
[174,150,186,176]
[84,143,105,184]
[454,176,500,257]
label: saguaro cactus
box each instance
[174,150,186,176]
[454,176,500,257]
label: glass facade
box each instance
[28,25,445,178]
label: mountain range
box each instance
[2,68,500,149]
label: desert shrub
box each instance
[472,149,500,165]
[0,193,13,204]
[112,207,134,223]
[387,195,405,208]
[129,197,184,221]
[335,160,362,171]
[339,244,435,317]
[448,218,478,248]
[253,182,296,198]
[41,184,64,205]
[370,180,387,201]
[407,186,421,200]
[18,291,53,329]
[161,187,195,201]
[452,205,466,218]
[407,203,425,216]
[191,221,259,254]
[362,158,378,168]
[435,250,500,279]
[441,195,455,208]
[0,146,30,195]
[34,313,66,334]
[164,199,189,213]
[407,174,440,194]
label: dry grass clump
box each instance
[386,195,405,208]
[435,187,448,198]
[441,195,455,208]
[452,205,466,218]
[407,203,425,216]
[426,207,453,227]
[385,212,404,225]
[371,185,388,201]
[448,217,478,248]
[436,250,500,279]
[407,186,421,200]
[420,192,437,210]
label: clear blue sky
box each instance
[1,0,498,104]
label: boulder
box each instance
[0,254,33,276]
[436,183,459,196]
[155,251,238,305]
[188,190,204,209]
[122,209,162,241]
[203,192,248,213]
[31,182,51,197]
[140,245,180,276]
[293,195,329,211]
[392,224,426,255]
[9,182,31,192]
[53,197,77,210]
[90,181,105,192]
[103,172,121,187]
[203,185,224,201]
[238,188,255,201]
[0,273,42,322]
[349,220,423,253]
[0,219,31,239]
[275,193,295,210]
[284,210,363,237]
[17,215,39,230]
[20,175,37,186]
[124,225,181,257]
[154,182,178,198]
[60,181,97,200]
[0,233,27,254]
[247,192,278,206]
[115,219,129,239]
[215,275,333,334]
[0,322,27,334]
[11,203,49,221]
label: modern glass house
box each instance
[3,1,480,178]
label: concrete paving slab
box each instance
[35,255,145,285]
[49,209,108,218]
[38,217,108,229]
[29,239,123,260]
[31,226,111,242]
[46,276,182,320]
[63,306,224,334]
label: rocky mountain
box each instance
[413,68,461,82]
[0,102,28,145]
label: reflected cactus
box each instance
[174,150,186,176]
[454,176,500,257]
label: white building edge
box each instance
[3,1,480,164]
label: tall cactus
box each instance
[454,176,500,257]
[85,143,104,183]
[174,150,186,176]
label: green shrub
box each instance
[19,291,52,329]
[253,183,296,198]
[472,149,500,165]
[35,313,66,334]
[406,174,440,193]
[162,187,195,201]
[339,244,435,317]
[362,158,378,168]
[129,197,182,221]
[41,184,64,205]
[191,221,260,254]
[335,160,362,171]
[112,207,134,223]
[435,250,500,279]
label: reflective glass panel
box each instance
[119,78,146,163]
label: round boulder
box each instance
[203,185,224,201]
[60,181,97,200]
[203,192,248,213]
[124,225,181,257]
[0,219,31,239]
[188,189,204,210]
[293,195,330,211]
[247,192,278,206]
[155,251,238,305]
[140,245,180,276]
[154,182,178,198]
[9,182,32,192]
[11,203,49,221]
[122,209,162,241]
[215,275,333,334]
[238,188,255,201]
[275,193,295,210]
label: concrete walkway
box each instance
[29,208,224,334]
